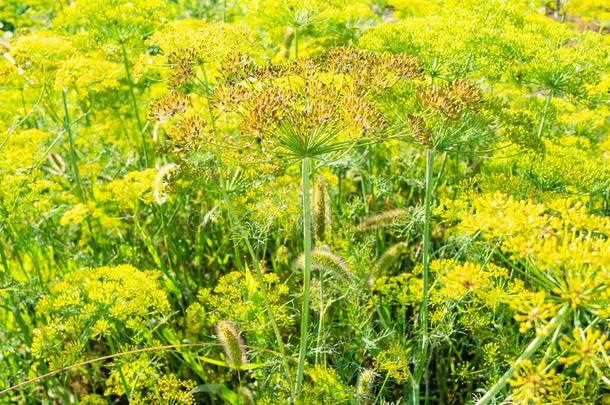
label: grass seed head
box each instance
[216,320,248,369]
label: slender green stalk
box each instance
[0,343,209,396]
[432,151,448,191]
[414,149,435,404]
[200,63,244,271]
[296,157,313,395]
[200,62,294,395]
[536,91,553,138]
[106,339,131,401]
[475,304,570,405]
[294,26,299,60]
[315,274,324,365]
[118,35,149,167]
[61,89,86,203]
[243,239,294,390]
[374,372,391,404]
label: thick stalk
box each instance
[118,36,149,166]
[414,149,434,404]
[536,91,553,138]
[61,89,86,203]
[475,304,570,405]
[296,157,313,395]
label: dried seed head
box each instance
[419,80,482,119]
[221,52,256,84]
[324,47,386,87]
[382,53,424,79]
[47,152,66,175]
[168,115,207,149]
[238,387,255,405]
[358,208,410,231]
[216,320,248,369]
[241,87,296,135]
[407,114,432,148]
[294,248,352,282]
[168,48,198,88]
[292,57,319,78]
[344,93,386,133]
[376,241,409,273]
[148,91,190,122]
[449,79,482,110]
[254,63,290,81]
[419,84,463,119]
[302,80,339,127]
[211,83,250,110]
[325,46,373,74]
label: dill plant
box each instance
[1,1,609,404]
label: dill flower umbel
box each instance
[32,265,170,368]
[509,360,562,405]
[559,328,610,379]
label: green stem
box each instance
[200,63,243,271]
[118,35,149,166]
[415,149,434,404]
[242,239,294,391]
[296,157,313,395]
[474,304,570,405]
[315,272,324,365]
[374,372,391,404]
[432,151,447,191]
[106,339,131,401]
[294,26,299,60]
[536,91,553,138]
[200,62,294,396]
[61,88,86,203]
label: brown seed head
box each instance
[148,91,190,122]
[168,48,198,88]
[407,114,431,148]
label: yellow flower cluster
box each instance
[374,344,412,384]
[431,260,509,308]
[104,354,159,397]
[32,264,169,367]
[149,20,254,65]
[443,193,610,335]
[559,328,610,380]
[54,55,121,92]
[452,193,610,272]
[192,269,293,339]
[1,129,50,171]
[96,169,157,209]
[509,360,562,405]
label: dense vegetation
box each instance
[0,0,609,403]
